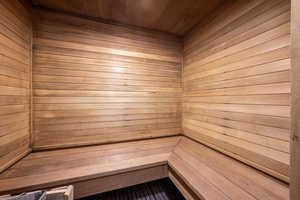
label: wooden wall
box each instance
[182,0,291,182]
[32,10,182,150]
[0,0,32,172]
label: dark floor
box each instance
[80,178,185,200]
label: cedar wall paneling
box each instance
[0,0,32,172]
[32,11,182,150]
[183,0,291,182]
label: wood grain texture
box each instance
[182,0,291,182]
[73,165,168,199]
[0,136,180,195]
[290,0,300,198]
[168,168,201,200]
[169,137,289,200]
[31,0,224,36]
[0,136,288,200]
[0,0,32,173]
[32,10,182,150]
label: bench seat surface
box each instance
[0,137,180,194]
[0,136,289,200]
[169,137,289,200]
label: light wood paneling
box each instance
[0,0,32,173]
[290,0,300,198]
[32,10,182,150]
[31,0,224,36]
[183,0,291,182]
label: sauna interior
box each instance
[1,0,299,199]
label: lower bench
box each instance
[0,136,289,200]
[0,137,178,198]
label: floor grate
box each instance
[80,178,185,200]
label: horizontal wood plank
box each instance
[183,0,291,182]
[0,0,31,173]
[32,10,182,149]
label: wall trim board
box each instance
[290,0,300,198]
[26,0,34,150]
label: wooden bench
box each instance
[0,136,289,200]
[169,137,289,200]
[0,137,179,198]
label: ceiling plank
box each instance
[31,0,224,36]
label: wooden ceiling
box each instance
[31,0,224,36]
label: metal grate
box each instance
[80,178,185,200]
